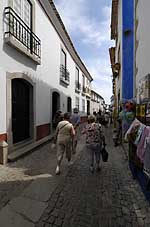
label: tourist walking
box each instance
[52,110,63,129]
[55,112,75,175]
[104,112,110,127]
[70,108,80,154]
[82,115,105,173]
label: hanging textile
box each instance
[137,126,150,163]
[143,142,150,176]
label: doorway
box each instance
[52,91,60,119]
[12,78,33,143]
[67,97,72,113]
[87,100,90,115]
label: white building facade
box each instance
[90,90,104,114]
[110,0,150,112]
[110,0,123,113]
[0,0,93,156]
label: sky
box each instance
[54,0,114,104]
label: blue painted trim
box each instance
[122,0,134,100]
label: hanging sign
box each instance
[140,104,146,117]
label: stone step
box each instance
[8,134,54,162]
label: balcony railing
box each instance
[60,65,70,85]
[4,7,41,61]
[85,87,91,97]
[75,81,81,92]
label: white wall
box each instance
[136,0,150,102]
[0,0,90,133]
[91,101,100,113]
[0,67,6,134]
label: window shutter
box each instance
[13,0,21,16]
[61,50,66,67]
[23,0,31,28]
[13,0,31,29]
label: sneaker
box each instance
[55,166,60,175]
[90,166,94,173]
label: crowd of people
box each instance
[93,110,112,127]
[52,108,107,175]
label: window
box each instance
[61,49,66,69]
[86,78,89,87]
[4,0,41,62]
[60,49,69,83]
[75,67,81,91]
[82,74,86,93]
[82,99,85,112]
[75,67,79,82]
[13,0,32,28]
[82,74,85,87]
[75,97,79,111]
[13,0,32,47]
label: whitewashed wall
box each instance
[0,67,6,134]
[91,101,100,113]
[0,0,90,134]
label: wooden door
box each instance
[12,79,30,143]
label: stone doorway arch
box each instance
[7,72,35,148]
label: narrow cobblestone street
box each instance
[0,127,150,227]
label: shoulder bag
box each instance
[101,146,108,162]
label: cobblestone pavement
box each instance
[0,127,150,226]
[0,139,81,211]
[36,128,150,227]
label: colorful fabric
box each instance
[82,123,103,144]
[134,124,145,146]
[128,143,143,169]
[119,110,135,136]
[143,142,150,175]
[125,118,141,142]
[137,126,150,162]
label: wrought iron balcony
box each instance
[75,81,81,92]
[60,65,70,85]
[4,7,41,64]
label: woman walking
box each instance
[82,115,105,173]
[55,112,75,175]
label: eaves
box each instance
[38,0,93,82]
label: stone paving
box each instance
[0,127,150,226]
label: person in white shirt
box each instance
[55,112,75,175]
